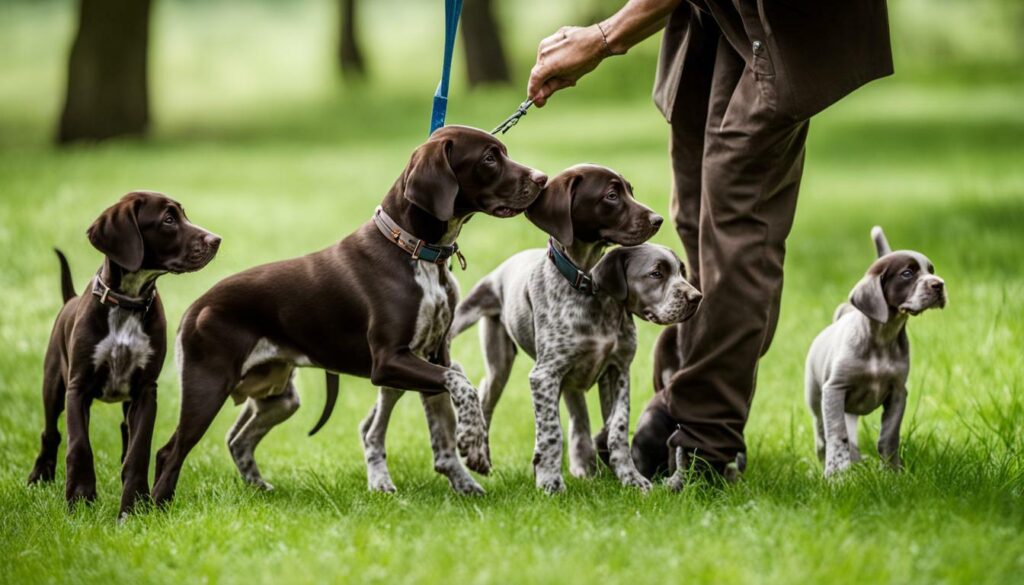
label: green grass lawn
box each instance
[1,1,1022,584]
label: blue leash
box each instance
[428,0,534,136]
[429,0,463,135]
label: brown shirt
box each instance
[653,0,894,122]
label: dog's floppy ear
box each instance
[87,195,144,272]
[592,247,630,302]
[526,172,578,246]
[849,271,889,323]
[403,137,458,221]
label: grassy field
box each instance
[1,1,1022,583]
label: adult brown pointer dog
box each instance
[151,126,546,504]
[27,192,221,518]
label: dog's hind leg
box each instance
[479,316,516,428]
[421,389,484,495]
[152,361,233,505]
[27,360,65,485]
[361,388,402,493]
[227,379,300,491]
[226,399,256,449]
[563,390,597,479]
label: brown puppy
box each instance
[151,126,546,503]
[27,192,220,518]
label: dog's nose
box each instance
[650,214,664,229]
[931,279,944,291]
[530,171,548,187]
[205,234,222,250]
[686,290,703,304]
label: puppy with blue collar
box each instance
[449,165,702,493]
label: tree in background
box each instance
[460,0,510,86]
[58,0,152,144]
[339,0,366,78]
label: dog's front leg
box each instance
[64,381,97,506]
[821,382,852,477]
[370,348,490,475]
[119,384,157,518]
[601,367,651,492]
[877,387,907,470]
[528,362,567,493]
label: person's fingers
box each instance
[527,63,552,102]
[533,78,576,108]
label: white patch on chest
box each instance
[410,262,452,359]
[92,309,154,403]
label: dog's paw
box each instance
[27,463,56,485]
[66,484,97,507]
[620,470,653,493]
[457,428,491,475]
[536,473,566,494]
[823,460,851,479]
[367,475,397,494]
[248,478,275,492]
[663,470,685,493]
[462,442,492,476]
[450,477,485,496]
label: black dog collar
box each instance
[547,238,597,295]
[372,206,467,270]
[91,273,157,313]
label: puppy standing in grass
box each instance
[26,192,221,518]
[448,166,702,493]
[805,227,946,477]
[151,127,546,503]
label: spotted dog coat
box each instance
[451,244,701,493]
[805,227,946,477]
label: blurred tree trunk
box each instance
[58,0,152,144]
[338,0,366,78]
[460,0,510,86]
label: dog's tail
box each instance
[54,248,76,303]
[450,278,502,341]
[309,372,340,437]
[871,226,891,258]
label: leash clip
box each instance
[491,98,534,135]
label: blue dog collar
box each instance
[547,238,597,295]
[373,206,466,269]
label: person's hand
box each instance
[528,25,610,107]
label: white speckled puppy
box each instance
[449,166,702,493]
[805,227,946,477]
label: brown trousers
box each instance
[638,9,809,469]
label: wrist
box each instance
[597,21,628,56]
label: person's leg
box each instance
[663,32,808,467]
[636,30,810,476]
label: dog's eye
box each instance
[900,269,913,278]
[163,215,177,226]
[648,270,663,279]
[605,191,619,201]
[483,153,497,164]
